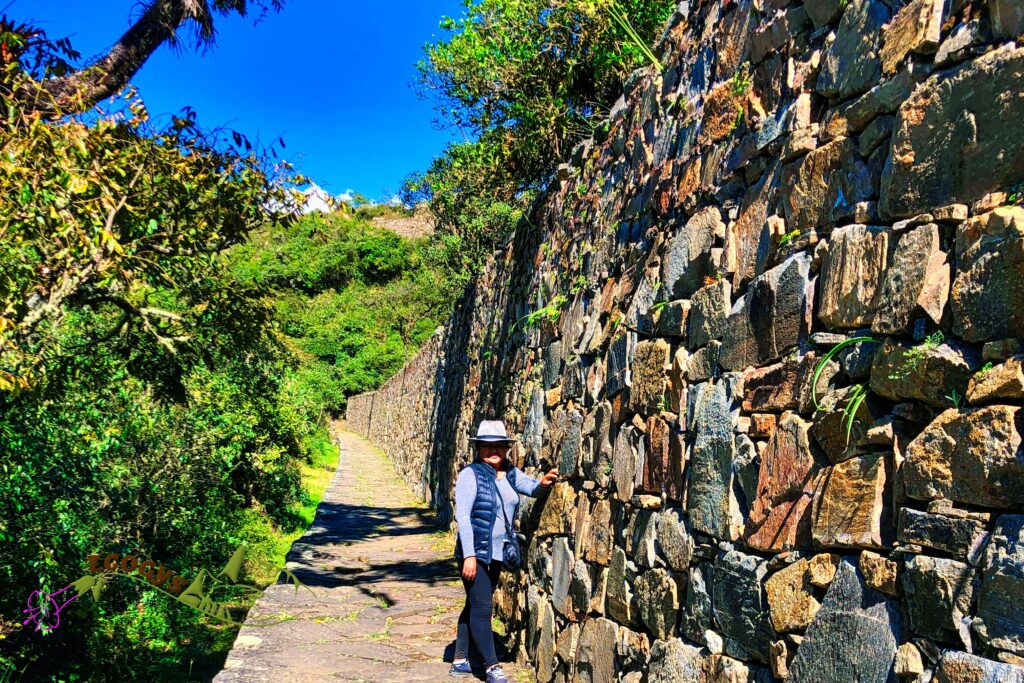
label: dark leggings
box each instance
[454,560,502,668]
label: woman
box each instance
[450,420,558,682]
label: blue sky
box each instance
[15,0,464,201]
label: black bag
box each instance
[497,492,524,571]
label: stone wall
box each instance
[347,0,1024,679]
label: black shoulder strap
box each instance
[496,478,515,538]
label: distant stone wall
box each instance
[345,329,444,506]
[348,0,1024,679]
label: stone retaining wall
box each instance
[348,0,1024,679]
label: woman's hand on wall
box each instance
[462,556,477,581]
[539,468,558,488]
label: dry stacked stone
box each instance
[348,0,1024,679]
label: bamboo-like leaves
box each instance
[606,0,664,71]
[843,383,869,445]
[811,336,878,411]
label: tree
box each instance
[4,0,283,117]
[412,0,677,275]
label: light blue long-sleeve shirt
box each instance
[455,466,542,563]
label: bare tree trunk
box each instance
[28,0,209,116]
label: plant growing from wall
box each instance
[945,388,963,408]
[511,294,568,333]
[887,331,944,381]
[777,229,801,251]
[812,336,880,444]
[731,64,752,96]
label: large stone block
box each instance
[679,563,712,646]
[869,337,980,408]
[951,207,1024,343]
[805,0,843,27]
[745,413,820,552]
[559,409,584,477]
[575,617,619,683]
[765,559,822,632]
[975,515,1024,656]
[612,424,645,503]
[935,650,1024,683]
[607,546,635,624]
[871,223,950,335]
[642,415,671,495]
[667,428,686,502]
[687,381,740,539]
[648,638,706,683]
[879,0,944,75]
[788,559,901,682]
[818,224,892,329]
[543,340,564,389]
[880,47,1024,218]
[989,0,1024,40]
[605,331,635,397]
[623,270,661,335]
[903,554,974,644]
[631,508,658,569]
[817,0,891,99]
[537,596,557,683]
[729,160,779,288]
[661,207,721,299]
[742,353,821,412]
[713,549,776,662]
[585,400,613,486]
[782,138,873,234]
[656,505,694,571]
[812,454,888,549]
[903,406,1024,509]
[898,507,990,564]
[583,498,613,565]
[689,280,732,348]
[716,0,757,74]
[720,253,812,371]
[968,356,1024,405]
[634,568,679,639]
[630,339,670,415]
[552,537,575,616]
[537,482,577,537]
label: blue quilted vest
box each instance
[456,462,519,563]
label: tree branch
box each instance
[30,0,211,116]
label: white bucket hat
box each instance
[469,419,516,443]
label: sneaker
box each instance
[485,665,509,683]
[448,660,472,677]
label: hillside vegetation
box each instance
[0,46,449,682]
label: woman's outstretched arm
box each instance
[513,467,559,497]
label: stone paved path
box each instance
[214,429,529,683]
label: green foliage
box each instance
[1006,183,1022,205]
[0,75,299,392]
[227,211,453,414]
[512,294,567,333]
[410,0,678,278]
[0,53,346,681]
[945,388,963,408]
[843,383,870,444]
[887,331,944,381]
[777,229,801,251]
[730,63,752,96]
